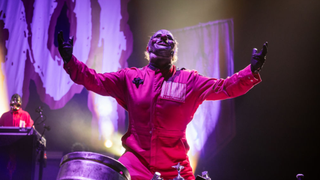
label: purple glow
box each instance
[0,0,132,150]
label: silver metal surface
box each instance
[56,151,131,180]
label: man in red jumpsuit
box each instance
[58,29,268,180]
[0,94,34,127]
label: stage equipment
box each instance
[56,151,131,180]
[195,171,211,180]
[0,127,46,180]
[296,174,304,180]
[172,162,184,180]
[151,172,163,180]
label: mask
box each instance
[148,29,176,58]
[10,94,22,111]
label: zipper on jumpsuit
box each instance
[149,68,164,174]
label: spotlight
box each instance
[104,139,113,148]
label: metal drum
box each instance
[56,151,131,180]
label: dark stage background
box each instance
[20,0,320,179]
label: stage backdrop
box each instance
[0,0,234,170]
[0,0,133,155]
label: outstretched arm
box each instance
[63,55,126,97]
[57,30,126,98]
[195,42,268,101]
[251,42,268,73]
[57,31,74,64]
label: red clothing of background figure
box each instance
[64,55,261,180]
[0,108,34,127]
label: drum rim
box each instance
[59,151,131,180]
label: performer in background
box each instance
[57,29,268,180]
[0,94,34,127]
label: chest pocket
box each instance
[160,81,186,103]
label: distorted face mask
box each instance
[148,29,176,58]
[10,94,22,111]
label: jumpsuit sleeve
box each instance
[26,112,34,127]
[194,64,262,101]
[63,55,127,105]
[0,114,4,126]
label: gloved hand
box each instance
[57,31,73,63]
[251,42,268,73]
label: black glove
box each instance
[57,31,73,63]
[251,42,268,73]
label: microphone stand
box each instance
[34,106,49,180]
[38,125,49,180]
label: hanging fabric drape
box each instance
[171,19,235,164]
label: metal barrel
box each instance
[56,151,131,180]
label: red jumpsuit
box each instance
[64,56,261,180]
[0,108,34,127]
